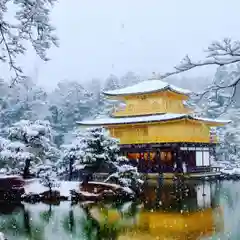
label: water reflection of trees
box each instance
[0,180,223,240]
[0,204,45,240]
[143,179,221,212]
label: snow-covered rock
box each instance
[220,167,240,176]
[221,167,236,176]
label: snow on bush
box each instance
[58,127,120,174]
[0,137,35,174]
[105,156,143,193]
[58,127,143,194]
[38,164,59,193]
[0,120,60,176]
[73,127,120,171]
[216,108,240,162]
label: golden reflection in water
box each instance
[90,181,224,240]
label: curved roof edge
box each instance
[77,114,231,126]
[103,80,192,97]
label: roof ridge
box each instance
[103,79,191,97]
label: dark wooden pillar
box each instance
[23,158,31,179]
[176,147,183,173]
[147,151,151,173]
[157,149,161,174]
[69,156,74,181]
[138,152,144,173]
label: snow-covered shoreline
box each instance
[24,179,80,199]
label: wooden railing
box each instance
[211,167,221,172]
[187,166,221,173]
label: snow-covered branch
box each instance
[0,0,58,83]
[159,38,240,104]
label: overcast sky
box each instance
[9,0,240,89]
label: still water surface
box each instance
[0,180,239,240]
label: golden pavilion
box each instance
[78,79,230,174]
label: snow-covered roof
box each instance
[103,80,191,96]
[193,116,231,124]
[77,113,231,126]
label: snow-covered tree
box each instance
[38,164,59,194]
[0,0,58,83]
[0,78,49,131]
[57,127,120,177]
[6,119,60,177]
[73,127,120,173]
[0,138,34,176]
[57,132,84,180]
[105,157,143,194]
[120,71,142,87]
[216,108,240,162]
[47,80,93,146]
[103,74,121,92]
[61,127,143,193]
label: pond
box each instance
[0,180,239,240]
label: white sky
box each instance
[5,0,240,89]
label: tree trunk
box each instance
[69,157,73,181]
[23,209,31,235]
[49,184,52,199]
[69,209,74,232]
[23,158,31,179]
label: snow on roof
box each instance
[77,113,230,126]
[103,80,191,96]
[77,113,186,126]
[192,116,231,124]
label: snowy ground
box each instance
[24,179,80,198]
[24,179,134,199]
[213,161,240,176]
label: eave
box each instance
[103,86,191,98]
[102,80,191,98]
[77,114,231,127]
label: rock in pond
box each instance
[71,181,135,202]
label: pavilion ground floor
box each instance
[120,142,218,174]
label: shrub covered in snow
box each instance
[105,156,143,195]
[58,127,120,177]
[57,134,84,178]
[57,127,143,195]
[73,127,120,171]
[0,120,60,177]
[38,164,59,194]
[8,120,60,162]
[0,137,34,175]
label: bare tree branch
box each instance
[159,38,240,113]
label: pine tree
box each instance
[0,0,58,82]
[6,119,60,177]
[217,108,240,162]
[47,80,93,146]
[72,127,120,173]
[0,138,34,175]
[38,164,59,195]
